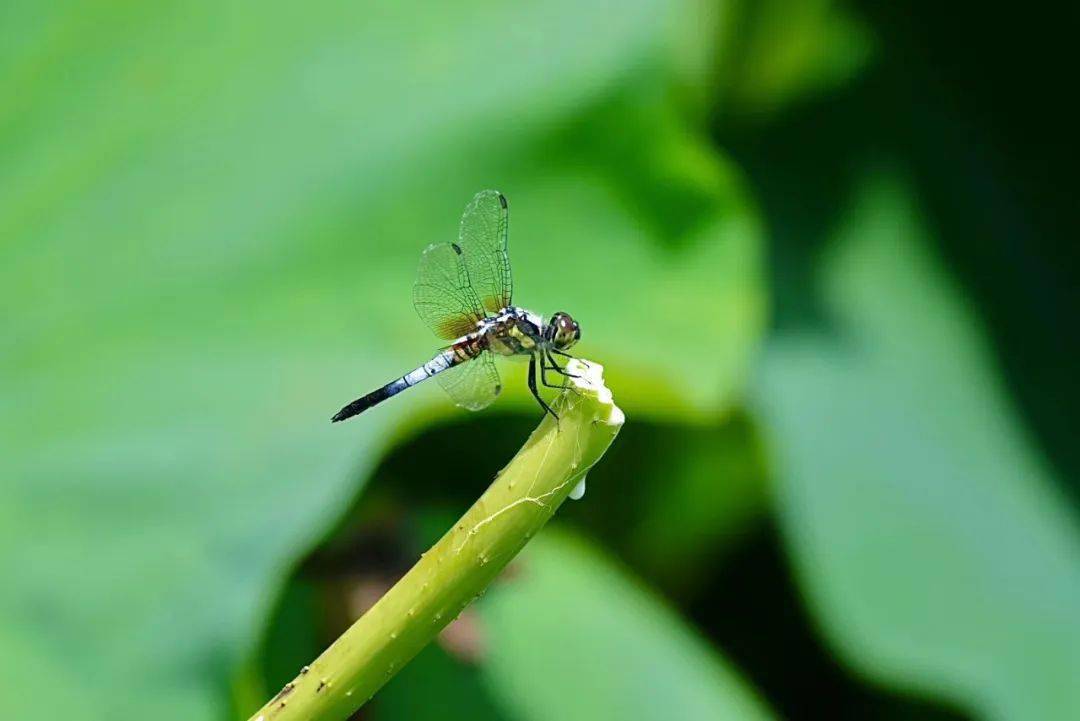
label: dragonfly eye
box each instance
[549,312,580,350]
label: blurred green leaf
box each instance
[755,173,1080,718]
[719,0,874,117]
[0,2,764,720]
[245,578,322,713]
[556,414,769,596]
[476,529,775,721]
[627,413,768,591]
[375,644,509,721]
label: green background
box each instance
[3,1,1078,720]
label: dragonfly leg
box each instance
[528,355,559,421]
[538,353,566,388]
[541,351,582,396]
[545,350,581,379]
[550,348,590,369]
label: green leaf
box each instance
[718,0,875,117]
[476,529,775,721]
[373,645,509,721]
[0,2,765,720]
[627,414,768,591]
[754,173,1080,718]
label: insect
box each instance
[331,190,582,423]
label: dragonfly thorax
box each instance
[476,306,580,357]
[480,306,545,357]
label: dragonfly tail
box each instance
[331,378,408,422]
[331,350,458,422]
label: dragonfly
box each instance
[332,190,582,423]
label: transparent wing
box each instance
[458,190,512,314]
[437,354,501,411]
[412,242,486,340]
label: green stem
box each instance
[248,359,624,721]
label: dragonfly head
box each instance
[546,311,581,351]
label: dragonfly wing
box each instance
[437,353,501,411]
[413,242,486,340]
[458,190,512,314]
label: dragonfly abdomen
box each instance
[450,333,487,361]
[331,345,470,423]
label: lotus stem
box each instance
[247,358,624,721]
